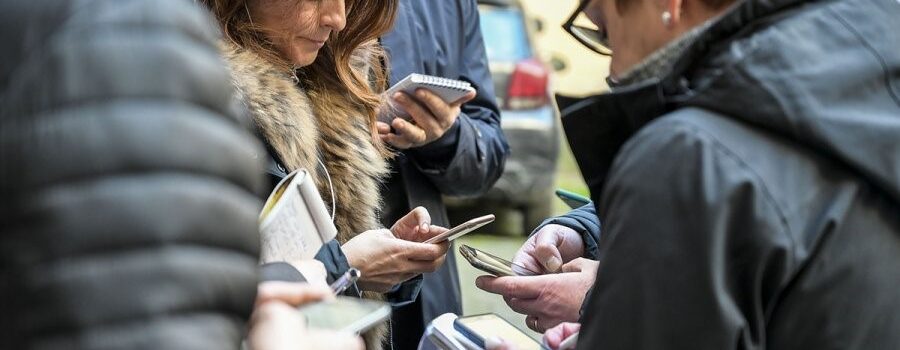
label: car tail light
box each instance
[506,58,550,110]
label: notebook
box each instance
[382,74,476,123]
[387,73,475,103]
[258,169,337,263]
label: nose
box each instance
[320,0,346,32]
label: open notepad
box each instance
[258,169,337,263]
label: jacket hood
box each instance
[562,0,900,203]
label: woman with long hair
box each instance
[200,1,452,348]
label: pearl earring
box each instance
[662,11,673,26]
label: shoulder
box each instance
[603,107,791,229]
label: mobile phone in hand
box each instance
[454,313,548,350]
[459,244,540,277]
[424,214,495,244]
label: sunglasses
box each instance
[562,0,612,56]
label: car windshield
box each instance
[478,6,532,62]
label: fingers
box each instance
[485,336,515,350]
[385,117,427,149]
[561,258,598,273]
[408,206,432,234]
[394,92,444,132]
[376,121,392,135]
[255,282,333,308]
[543,322,581,350]
[475,275,542,299]
[403,240,450,261]
[533,229,565,273]
[451,90,478,106]
[308,331,365,350]
[505,296,544,317]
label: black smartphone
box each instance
[459,245,540,277]
[453,313,548,350]
[555,189,590,209]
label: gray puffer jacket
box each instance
[0,1,265,349]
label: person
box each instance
[482,0,900,348]
[377,0,510,347]
[200,0,454,348]
[0,0,265,349]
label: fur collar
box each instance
[222,41,390,348]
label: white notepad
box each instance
[387,73,476,103]
[258,169,337,263]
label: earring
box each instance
[662,11,673,27]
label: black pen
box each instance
[330,268,361,295]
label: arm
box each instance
[407,0,509,197]
[578,118,795,350]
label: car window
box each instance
[478,6,532,62]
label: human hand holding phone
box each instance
[475,258,598,332]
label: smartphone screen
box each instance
[297,296,390,334]
[455,314,545,350]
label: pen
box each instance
[330,268,361,295]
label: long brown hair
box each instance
[201,0,397,155]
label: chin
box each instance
[290,50,319,68]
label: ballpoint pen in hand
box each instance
[330,268,361,295]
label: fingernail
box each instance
[420,223,429,232]
[485,337,503,349]
[394,93,405,101]
[545,256,562,272]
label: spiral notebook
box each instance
[387,73,475,104]
[382,74,476,123]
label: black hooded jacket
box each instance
[560,0,900,348]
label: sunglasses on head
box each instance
[562,0,612,56]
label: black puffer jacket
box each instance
[0,1,265,349]
[562,0,900,348]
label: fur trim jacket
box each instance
[222,41,390,349]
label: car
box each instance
[447,0,561,234]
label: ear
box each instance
[663,0,683,27]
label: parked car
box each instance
[447,0,560,233]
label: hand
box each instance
[514,224,584,274]
[249,282,364,350]
[377,89,476,149]
[485,336,517,350]
[390,206,449,243]
[543,323,581,350]
[342,229,450,292]
[475,258,599,332]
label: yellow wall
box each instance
[518,0,611,97]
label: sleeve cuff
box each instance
[259,262,307,283]
[386,274,424,307]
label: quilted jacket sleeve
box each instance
[0,1,266,349]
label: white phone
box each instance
[297,296,391,334]
[424,214,495,244]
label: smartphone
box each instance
[555,189,590,209]
[459,245,540,277]
[424,214,495,244]
[297,296,391,334]
[453,314,547,350]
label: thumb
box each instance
[561,258,590,273]
[451,90,477,107]
[533,230,565,273]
